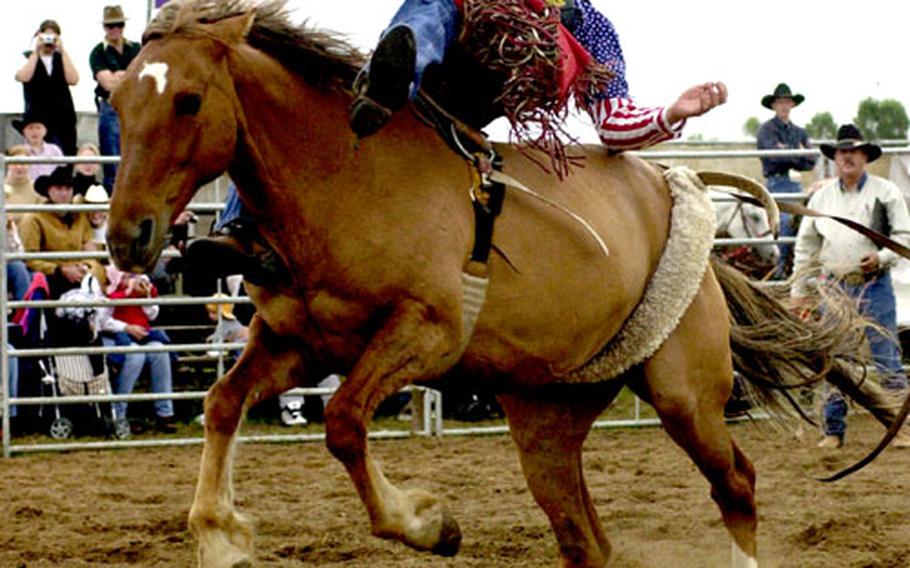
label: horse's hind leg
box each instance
[188,316,304,568]
[323,298,464,555]
[629,272,758,567]
[498,381,624,568]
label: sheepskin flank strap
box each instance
[460,271,489,353]
[564,166,716,383]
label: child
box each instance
[12,110,62,181]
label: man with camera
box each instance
[14,19,79,157]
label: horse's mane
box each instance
[144,0,365,93]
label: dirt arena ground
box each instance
[2,414,909,567]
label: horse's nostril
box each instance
[137,218,154,248]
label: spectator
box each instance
[72,142,103,197]
[202,296,339,426]
[12,110,62,181]
[14,19,79,156]
[81,184,109,251]
[99,266,176,434]
[17,166,106,298]
[4,145,41,221]
[791,124,910,449]
[89,5,140,193]
[757,83,817,278]
[4,145,40,301]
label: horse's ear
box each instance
[207,11,256,45]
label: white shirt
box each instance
[792,173,910,296]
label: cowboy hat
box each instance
[102,5,128,25]
[34,165,74,197]
[206,293,237,321]
[761,83,805,109]
[820,124,882,163]
[84,184,110,204]
[11,108,48,135]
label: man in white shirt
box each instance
[792,124,910,449]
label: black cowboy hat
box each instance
[820,124,882,163]
[761,83,805,109]
[34,165,74,197]
[11,108,48,135]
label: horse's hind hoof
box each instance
[430,510,461,557]
[231,561,253,568]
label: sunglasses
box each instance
[104,22,125,29]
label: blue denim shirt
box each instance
[757,117,817,178]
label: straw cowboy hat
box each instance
[102,5,128,25]
[11,108,48,135]
[84,184,110,204]
[33,166,74,197]
[761,83,805,109]
[820,124,882,163]
[206,293,237,320]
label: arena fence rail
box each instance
[3,147,909,457]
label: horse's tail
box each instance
[711,258,894,421]
[713,257,910,479]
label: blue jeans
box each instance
[823,272,908,437]
[98,100,121,194]
[102,336,174,420]
[215,183,245,231]
[6,345,18,418]
[7,261,31,301]
[765,175,802,277]
[382,0,459,98]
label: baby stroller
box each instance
[14,274,128,440]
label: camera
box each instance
[41,33,57,45]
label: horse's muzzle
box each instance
[107,216,162,273]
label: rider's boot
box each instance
[184,218,287,287]
[349,25,417,139]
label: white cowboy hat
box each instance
[84,184,110,204]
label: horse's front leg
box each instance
[188,316,305,568]
[324,298,463,556]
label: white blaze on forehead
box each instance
[139,61,169,95]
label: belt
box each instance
[827,269,885,287]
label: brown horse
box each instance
[105,2,890,567]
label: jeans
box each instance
[765,175,802,277]
[382,0,459,98]
[215,184,245,231]
[6,345,18,418]
[97,100,121,194]
[7,261,31,301]
[102,336,174,420]
[823,272,908,437]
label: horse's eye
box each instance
[174,93,202,116]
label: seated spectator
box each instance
[14,19,79,156]
[205,294,248,345]
[4,145,40,301]
[17,166,106,298]
[203,295,338,425]
[72,142,103,196]
[80,184,109,251]
[6,216,31,302]
[99,266,176,434]
[12,110,62,181]
[4,145,41,218]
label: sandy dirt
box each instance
[2,414,909,567]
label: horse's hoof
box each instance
[231,561,253,568]
[430,510,461,557]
